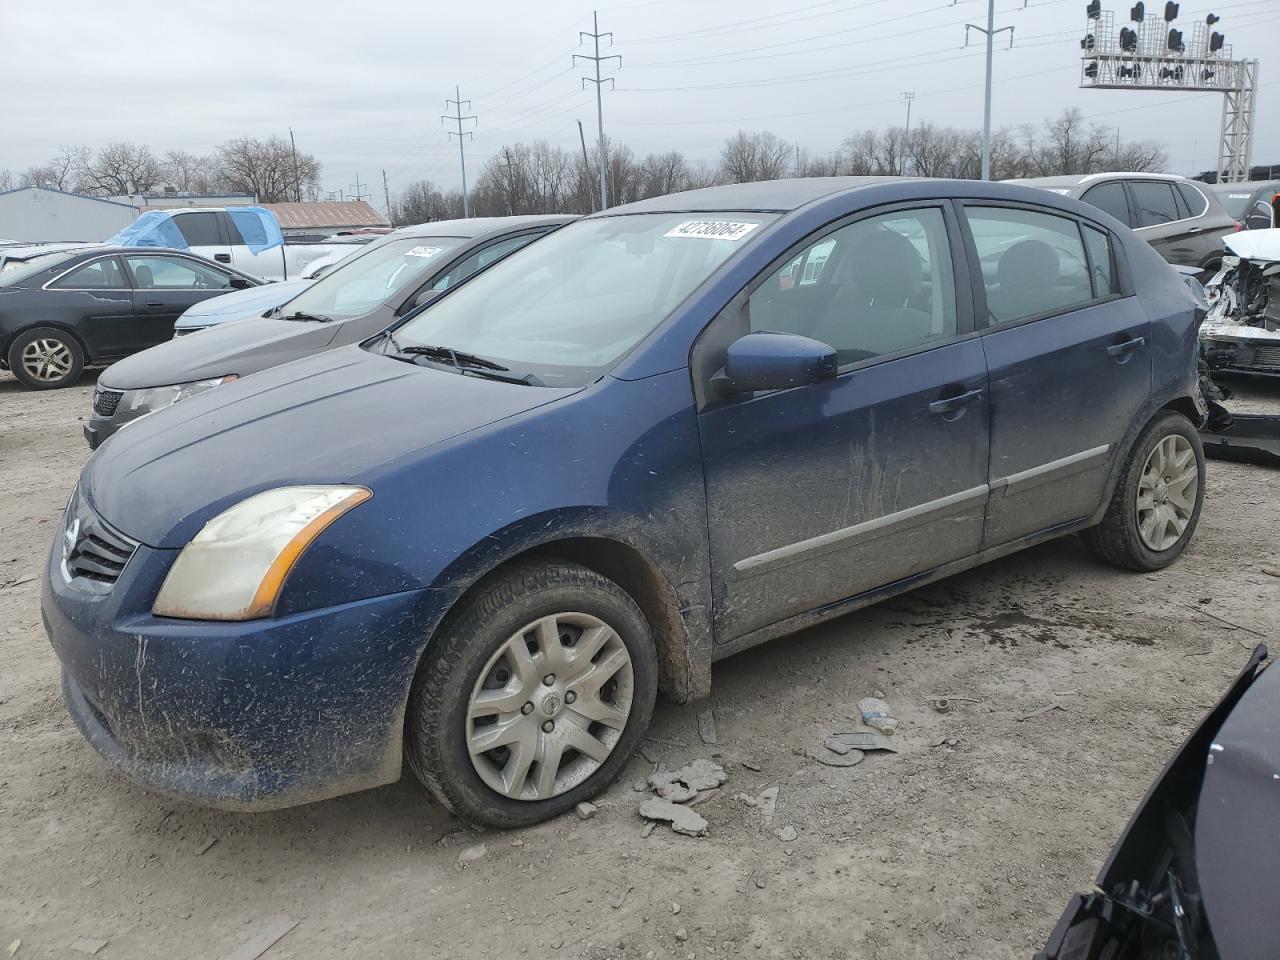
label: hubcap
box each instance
[466,612,634,801]
[1136,434,1198,551]
[20,338,73,383]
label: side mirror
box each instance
[229,275,252,290]
[711,332,838,396]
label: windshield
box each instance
[386,211,776,386]
[1213,189,1256,219]
[0,252,76,286]
[281,234,465,320]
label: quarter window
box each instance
[1082,225,1119,298]
[747,207,957,365]
[1129,181,1182,227]
[173,212,223,247]
[1176,182,1207,217]
[965,206,1094,326]
[52,257,128,290]
[125,255,234,290]
[1080,181,1131,226]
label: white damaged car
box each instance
[1200,229,1280,376]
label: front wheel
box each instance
[7,326,84,389]
[1081,411,1205,571]
[405,560,658,828]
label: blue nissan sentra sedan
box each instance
[44,177,1208,826]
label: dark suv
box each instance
[1014,173,1238,275]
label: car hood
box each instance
[84,345,579,548]
[1223,227,1280,262]
[174,280,311,327]
[100,314,352,389]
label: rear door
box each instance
[961,202,1151,547]
[1127,180,1201,266]
[123,254,242,347]
[44,256,136,357]
[170,211,233,265]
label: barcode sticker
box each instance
[664,220,760,241]
[406,245,445,258]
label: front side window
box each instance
[125,255,234,290]
[286,235,465,320]
[389,212,777,387]
[52,257,128,290]
[174,212,222,247]
[965,206,1093,326]
[1129,181,1182,227]
[747,208,956,365]
[1080,181,1131,226]
[432,233,541,291]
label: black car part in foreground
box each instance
[1037,644,1275,960]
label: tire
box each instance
[405,559,658,828]
[1081,411,1205,571]
[7,327,84,389]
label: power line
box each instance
[575,10,621,210]
[442,85,477,217]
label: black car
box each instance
[0,246,259,389]
[1208,179,1280,230]
[1039,644,1276,960]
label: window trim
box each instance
[42,255,133,292]
[119,252,240,291]
[391,229,550,315]
[691,199,976,411]
[956,199,1133,334]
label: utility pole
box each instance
[962,0,1015,180]
[499,148,518,216]
[289,127,302,202]
[349,174,370,202]
[901,91,915,136]
[382,169,392,221]
[575,11,620,211]
[576,119,595,212]
[443,85,477,217]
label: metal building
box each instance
[0,187,137,242]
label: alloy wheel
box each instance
[1136,434,1198,552]
[466,612,634,801]
[20,337,74,383]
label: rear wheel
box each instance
[405,560,658,828]
[1081,411,1205,571]
[7,327,84,389]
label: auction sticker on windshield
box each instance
[406,246,446,258]
[665,220,761,241]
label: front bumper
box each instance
[85,388,148,450]
[42,535,431,810]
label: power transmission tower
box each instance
[382,169,392,221]
[901,91,915,136]
[575,11,620,210]
[443,85,477,217]
[349,174,370,202]
[961,1,1016,181]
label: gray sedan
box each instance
[85,215,573,448]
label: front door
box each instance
[696,204,990,643]
[45,256,135,357]
[123,254,241,349]
[960,202,1152,546]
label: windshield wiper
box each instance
[399,345,510,371]
[280,311,334,323]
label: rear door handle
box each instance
[929,388,983,416]
[214,253,231,263]
[1107,336,1146,359]
[145,301,164,307]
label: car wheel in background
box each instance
[7,327,85,389]
[405,559,658,828]
[1081,411,1206,571]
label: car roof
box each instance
[389,215,576,240]
[1009,172,1196,190]
[604,177,899,215]
[1209,180,1280,195]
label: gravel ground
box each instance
[1,369,1277,960]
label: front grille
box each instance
[60,489,138,593]
[93,388,123,417]
[1251,344,1280,369]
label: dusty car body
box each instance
[1038,645,1276,960]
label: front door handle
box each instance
[144,301,164,307]
[928,388,983,417]
[1107,336,1146,360]
[214,253,231,263]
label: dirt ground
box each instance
[1,369,1277,960]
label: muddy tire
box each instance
[1081,411,1205,571]
[7,327,84,389]
[405,560,658,828]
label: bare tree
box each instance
[395,180,454,225]
[640,151,690,199]
[21,145,89,191]
[718,130,790,184]
[841,131,880,176]
[0,169,14,192]
[78,142,164,195]
[215,136,320,203]
[163,150,219,193]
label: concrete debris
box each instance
[81,877,99,888]
[196,836,219,855]
[70,940,107,957]
[735,785,778,825]
[674,928,689,942]
[641,821,656,839]
[697,709,718,745]
[457,843,488,865]
[858,697,898,735]
[639,797,708,837]
[575,801,598,821]
[1262,566,1280,578]
[6,940,19,959]
[776,826,798,842]
[672,902,681,915]
[754,873,767,889]
[828,731,899,754]
[649,759,728,802]
[741,759,762,771]
[650,776,698,803]
[806,747,864,767]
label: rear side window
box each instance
[1080,182,1131,226]
[1081,225,1119,298]
[1129,182,1182,227]
[51,257,128,290]
[173,212,222,247]
[965,206,1094,326]
[1176,183,1208,217]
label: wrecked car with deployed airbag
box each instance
[1200,228,1280,376]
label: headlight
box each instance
[117,376,238,418]
[152,485,372,621]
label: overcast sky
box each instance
[5,0,1278,208]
